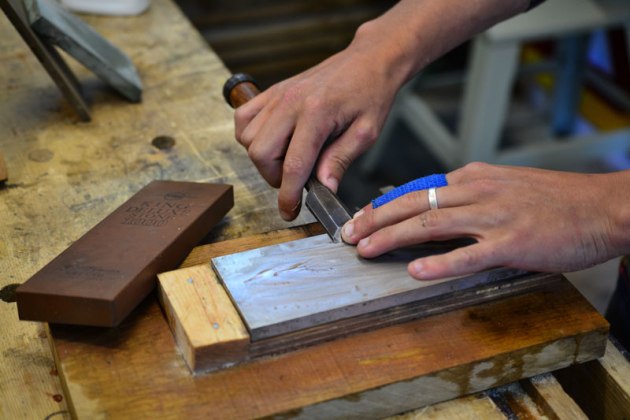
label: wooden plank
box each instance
[486,382,548,418]
[521,373,588,419]
[49,267,608,418]
[488,373,590,419]
[553,340,630,419]
[389,394,506,419]
[213,234,524,340]
[0,0,314,417]
[158,264,249,372]
[50,225,608,418]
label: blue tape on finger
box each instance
[371,173,448,208]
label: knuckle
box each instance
[462,161,491,174]
[238,130,254,148]
[247,144,266,164]
[400,191,425,209]
[355,208,378,235]
[282,155,307,177]
[362,209,378,231]
[417,211,440,234]
[457,247,481,270]
[234,107,247,127]
[353,122,378,146]
[328,153,353,174]
[281,85,302,107]
[303,95,325,114]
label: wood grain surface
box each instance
[0,1,312,417]
[554,339,630,419]
[0,151,7,182]
[2,0,628,418]
[158,263,249,372]
[50,222,609,418]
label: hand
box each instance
[342,162,630,280]
[234,29,405,220]
[232,0,532,221]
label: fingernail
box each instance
[353,209,364,219]
[358,237,370,249]
[326,177,339,192]
[342,221,354,239]
[280,200,301,220]
[410,261,424,277]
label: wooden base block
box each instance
[158,264,249,371]
[159,225,575,375]
[47,225,610,418]
[50,275,608,418]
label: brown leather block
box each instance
[17,180,233,326]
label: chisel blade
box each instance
[305,178,351,243]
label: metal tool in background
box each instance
[223,73,352,243]
[1,0,143,122]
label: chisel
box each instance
[223,73,351,243]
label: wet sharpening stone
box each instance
[17,180,233,327]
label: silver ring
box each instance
[428,187,439,210]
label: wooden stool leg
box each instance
[458,35,520,165]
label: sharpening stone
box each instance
[17,180,233,327]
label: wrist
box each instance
[349,0,531,90]
[604,171,630,256]
[348,19,416,93]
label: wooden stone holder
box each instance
[155,224,609,417]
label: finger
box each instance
[277,116,333,220]
[355,206,482,258]
[407,242,502,280]
[342,183,474,244]
[234,91,270,147]
[246,106,300,188]
[315,118,379,192]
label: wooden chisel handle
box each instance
[223,73,260,109]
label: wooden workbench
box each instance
[1,1,629,418]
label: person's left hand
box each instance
[341,162,630,280]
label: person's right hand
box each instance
[233,22,410,221]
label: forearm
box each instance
[602,170,630,257]
[349,0,530,91]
